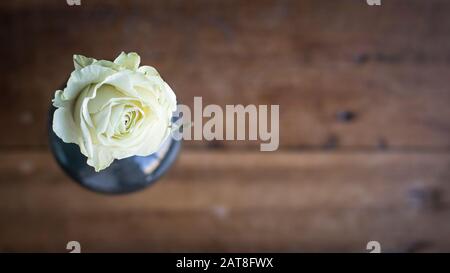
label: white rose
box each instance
[52,52,177,171]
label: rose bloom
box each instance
[52,52,177,171]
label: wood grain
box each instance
[1,0,450,253]
[1,0,449,148]
[1,150,449,252]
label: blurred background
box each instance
[1,0,450,252]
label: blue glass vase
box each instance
[48,106,181,194]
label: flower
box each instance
[52,52,177,171]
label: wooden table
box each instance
[1,0,449,252]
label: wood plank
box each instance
[0,150,449,252]
[2,208,450,252]
[1,0,450,148]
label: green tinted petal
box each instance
[114,52,140,70]
[73,54,96,70]
[94,60,120,70]
[138,65,159,77]
[52,90,71,107]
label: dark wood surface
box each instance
[0,0,449,252]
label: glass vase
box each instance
[48,106,181,194]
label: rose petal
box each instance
[92,105,112,134]
[64,64,116,101]
[52,108,80,144]
[73,54,97,70]
[114,52,140,71]
[86,146,114,172]
[87,84,125,114]
[138,65,160,77]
